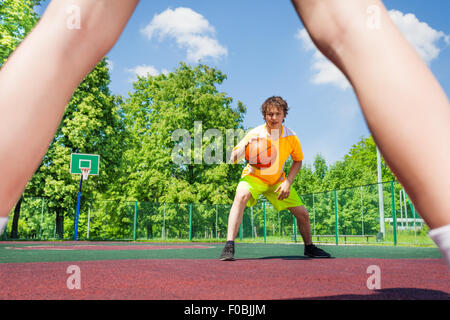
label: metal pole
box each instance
[405,193,416,242]
[360,186,364,237]
[163,203,166,240]
[293,215,297,243]
[402,190,408,229]
[277,210,280,239]
[133,201,137,241]
[377,147,385,238]
[399,190,402,230]
[251,206,254,239]
[334,189,338,245]
[39,198,45,239]
[263,201,266,243]
[312,193,316,237]
[189,203,193,241]
[74,174,83,241]
[400,190,404,229]
[87,206,91,239]
[239,216,243,241]
[215,204,218,239]
[412,199,417,242]
[391,181,397,246]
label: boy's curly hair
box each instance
[261,96,289,121]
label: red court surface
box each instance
[1,258,449,300]
[6,244,214,251]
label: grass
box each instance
[2,229,435,248]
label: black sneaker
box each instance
[219,243,235,261]
[304,244,331,258]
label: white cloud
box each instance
[295,28,314,51]
[126,64,162,81]
[105,59,114,72]
[141,7,227,62]
[388,10,449,64]
[295,29,350,90]
[297,10,449,90]
[310,51,350,90]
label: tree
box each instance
[0,0,41,67]
[313,154,328,180]
[119,63,246,237]
[25,58,126,239]
[344,136,394,184]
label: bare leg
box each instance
[291,0,450,229]
[288,206,313,245]
[0,0,139,218]
[226,188,253,241]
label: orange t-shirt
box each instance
[233,124,303,185]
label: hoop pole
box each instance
[189,203,193,241]
[74,174,83,241]
[334,189,339,246]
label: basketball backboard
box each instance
[70,153,100,176]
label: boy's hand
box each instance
[275,180,291,200]
[242,136,259,166]
[230,136,259,164]
[245,136,259,148]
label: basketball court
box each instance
[1,241,448,300]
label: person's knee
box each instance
[300,207,310,218]
[293,206,309,220]
[46,0,131,57]
[234,189,252,205]
[293,0,384,61]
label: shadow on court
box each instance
[236,255,336,260]
[299,288,450,300]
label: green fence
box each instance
[1,181,432,245]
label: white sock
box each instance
[428,224,450,270]
[0,216,8,236]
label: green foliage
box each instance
[293,136,394,195]
[119,63,246,205]
[0,3,426,244]
[24,58,126,239]
[0,0,41,67]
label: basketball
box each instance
[245,137,277,168]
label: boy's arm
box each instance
[286,160,302,184]
[229,145,246,164]
[276,160,302,200]
[229,135,258,164]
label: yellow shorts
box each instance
[236,175,304,212]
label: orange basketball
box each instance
[245,137,277,168]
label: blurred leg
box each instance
[0,0,139,218]
[288,206,312,245]
[291,0,450,230]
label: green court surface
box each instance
[0,242,442,263]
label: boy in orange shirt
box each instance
[219,96,331,260]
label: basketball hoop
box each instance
[81,167,90,181]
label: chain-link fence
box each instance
[1,181,431,245]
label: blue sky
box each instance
[35,0,450,166]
